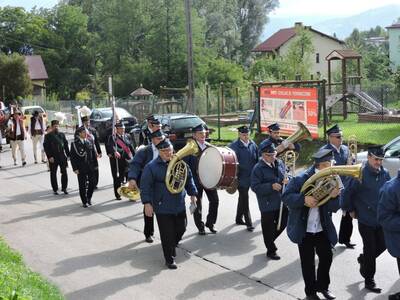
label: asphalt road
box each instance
[0,136,399,300]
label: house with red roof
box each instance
[252,22,346,78]
[24,55,48,101]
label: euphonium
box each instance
[165,139,199,194]
[278,122,312,155]
[117,185,141,201]
[301,164,362,207]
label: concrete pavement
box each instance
[0,136,399,300]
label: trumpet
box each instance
[117,185,141,201]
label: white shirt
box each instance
[8,119,21,136]
[240,139,250,148]
[151,143,159,161]
[262,158,275,169]
[306,169,323,233]
[197,141,207,151]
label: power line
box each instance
[1,34,64,51]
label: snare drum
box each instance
[198,146,238,190]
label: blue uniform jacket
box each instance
[258,136,300,157]
[229,139,258,188]
[140,157,197,214]
[320,143,349,166]
[341,163,391,227]
[282,166,340,246]
[378,171,400,257]
[251,158,286,212]
[127,145,154,186]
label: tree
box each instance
[0,53,32,102]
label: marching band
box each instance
[2,111,400,300]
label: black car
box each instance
[90,107,137,142]
[132,113,210,150]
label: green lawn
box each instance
[0,237,64,300]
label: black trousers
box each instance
[109,158,128,198]
[193,187,219,230]
[338,211,353,244]
[358,223,386,281]
[143,206,154,238]
[93,168,99,187]
[156,211,187,264]
[298,232,333,296]
[236,187,252,226]
[77,171,95,205]
[49,162,68,192]
[261,207,288,254]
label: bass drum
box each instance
[198,146,238,190]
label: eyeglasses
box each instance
[332,135,343,139]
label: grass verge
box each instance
[0,237,64,300]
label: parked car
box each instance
[357,135,400,177]
[89,107,138,142]
[132,113,210,150]
[21,105,48,130]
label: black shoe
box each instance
[34,161,38,164]
[94,186,98,190]
[389,292,400,300]
[317,289,336,300]
[115,196,122,200]
[235,220,246,225]
[357,254,366,278]
[246,226,255,232]
[22,161,26,166]
[305,294,321,300]
[198,228,206,235]
[62,189,68,195]
[343,242,356,249]
[205,224,217,234]
[365,280,382,293]
[53,191,59,195]
[165,261,177,269]
[82,204,88,208]
[87,199,92,206]
[145,236,153,243]
[266,252,281,260]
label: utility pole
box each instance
[184,0,195,113]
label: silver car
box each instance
[357,136,400,177]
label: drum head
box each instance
[198,147,223,189]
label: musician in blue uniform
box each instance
[106,122,135,200]
[128,129,166,243]
[70,126,97,207]
[282,148,340,300]
[378,171,400,300]
[251,140,288,259]
[258,123,300,157]
[320,124,355,249]
[140,139,197,269]
[184,123,220,235]
[229,125,258,231]
[342,146,391,293]
[139,115,162,146]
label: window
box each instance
[316,53,320,64]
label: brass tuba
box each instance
[117,185,141,201]
[278,122,312,155]
[165,139,199,194]
[301,164,362,207]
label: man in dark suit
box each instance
[282,149,340,300]
[140,139,197,269]
[139,115,162,146]
[75,116,102,189]
[106,122,135,200]
[320,124,355,249]
[70,126,98,207]
[229,125,258,231]
[184,123,219,235]
[43,120,70,195]
[128,129,166,243]
[342,146,391,294]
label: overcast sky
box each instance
[1,0,399,17]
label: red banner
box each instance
[260,87,319,138]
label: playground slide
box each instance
[351,91,390,114]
